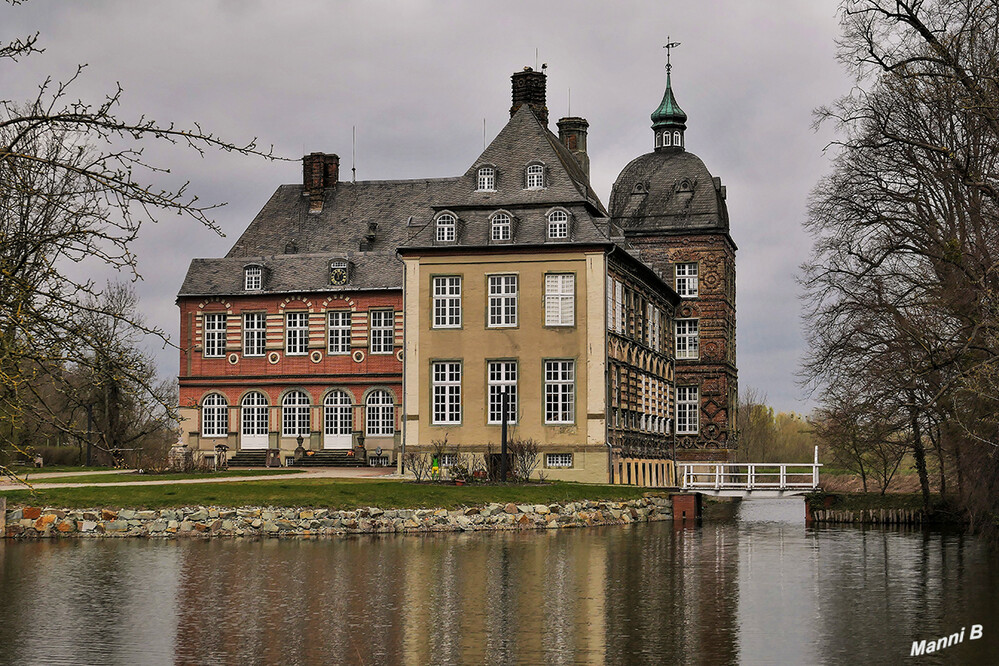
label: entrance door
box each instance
[324,391,353,449]
[240,392,269,450]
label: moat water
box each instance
[1,499,996,665]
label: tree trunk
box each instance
[909,408,931,511]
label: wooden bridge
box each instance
[679,448,822,497]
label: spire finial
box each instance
[663,37,681,73]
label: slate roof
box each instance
[608,150,730,234]
[178,251,402,297]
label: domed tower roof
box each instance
[609,150,729,234]
[651,71,687,132]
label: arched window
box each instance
[202,394,228,438]
[547,210,569,239]
[241,392,269,436]
[366,390,394,436]
[526,164,544,189]
[282,390,311,437]
[491,212,512,241]
[324,391,353,437]
[656,132,663,148]
[436,213,456,243]
[673,131,681,147]
[663,132,672,147]
[477,166,495,191]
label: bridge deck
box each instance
[679,452,821,495]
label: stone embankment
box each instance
[2,496,672,539]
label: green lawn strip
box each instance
[25,469,303,484]
[1,479,652,511]
[7,466,112,474]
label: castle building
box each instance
[176,62,737,477]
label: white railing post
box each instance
[779,465,786,489]
[715,464,721,489]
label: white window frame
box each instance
[544,360,575,424]
[324,390,352,436]
[487,361,518,425]
[432,276,462,329]
[369,310,394,354]
[675,262,699,298]
[674,131,682,147]
[328,311,351,355]
[436,214,456,243]
[366,390,395,436]
[282,390,311,437]
[243,312,266,357]
[663,132,672,147]
[203,313,226,358]
[546,453,573,468]
[285,312,309,356]
[477,166,495,191]
[544,273,575,327]
[547,210,569,239]
[241,391,269,436]
[432,361,462,425]
[491,212,512,241]
[201,393,228,438]
[675,319,699,360]
[244,266,262,291]
[676,386,699,434]
[488,275,518,327]
[526,164,544,189]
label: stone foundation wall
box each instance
[3,496,672,539]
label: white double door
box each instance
[323,391,353,449]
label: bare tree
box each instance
[0,1,276,483]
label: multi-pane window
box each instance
[546,453,573,468]
[488,275,518,327]
[328,311,351,354]
[203,313,226,358]
[491,213,511,241]
[324,391,352,436]
[241,392,268,436]
[526,164,544,189]
[487,361,518,424]
[544,273,575,326]
[675,262,698,298]
[548,210,569,239]
[675,319,699,359]
[366,390,394,436]
[544,360,575,424]
[477,166,495,191]
[369,310,394,353]
[244,266,262,290]
[243,313,266,357]
[440,453,457,467]
[282,390,311,437]
[432,362,462,425]
[201,393,228,437]
[285,312,309,355]
[436,214,456,243]
[676,386,699,434]
[432,277,462,328]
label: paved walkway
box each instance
[0,467,396,491]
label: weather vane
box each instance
[664,37,681,72]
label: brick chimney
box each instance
[557,116,589,180]
[510,67,548,126]
[302,152,339,213]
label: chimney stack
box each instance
[302,152,339,213]
[510,67,548,126]
[557,117,590,180]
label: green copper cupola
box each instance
[652,46,687,152]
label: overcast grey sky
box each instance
[5,0,849,413]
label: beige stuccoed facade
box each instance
[403,247,609,482]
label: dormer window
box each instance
[663,132,672,147]
[244,266,262,291]
[526,164,545,189]
[547,210,569,239]
[673,131,682,147]
[436,213,457,242]
[329,259,350,286]
[491,212,512,241]
[477,166,495,191]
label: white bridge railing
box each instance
[680,448,822,493]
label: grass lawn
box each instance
[7,465,113,474]
[0,478,653,510]
[21,469,303,484]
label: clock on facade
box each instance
[330,261,349,285]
